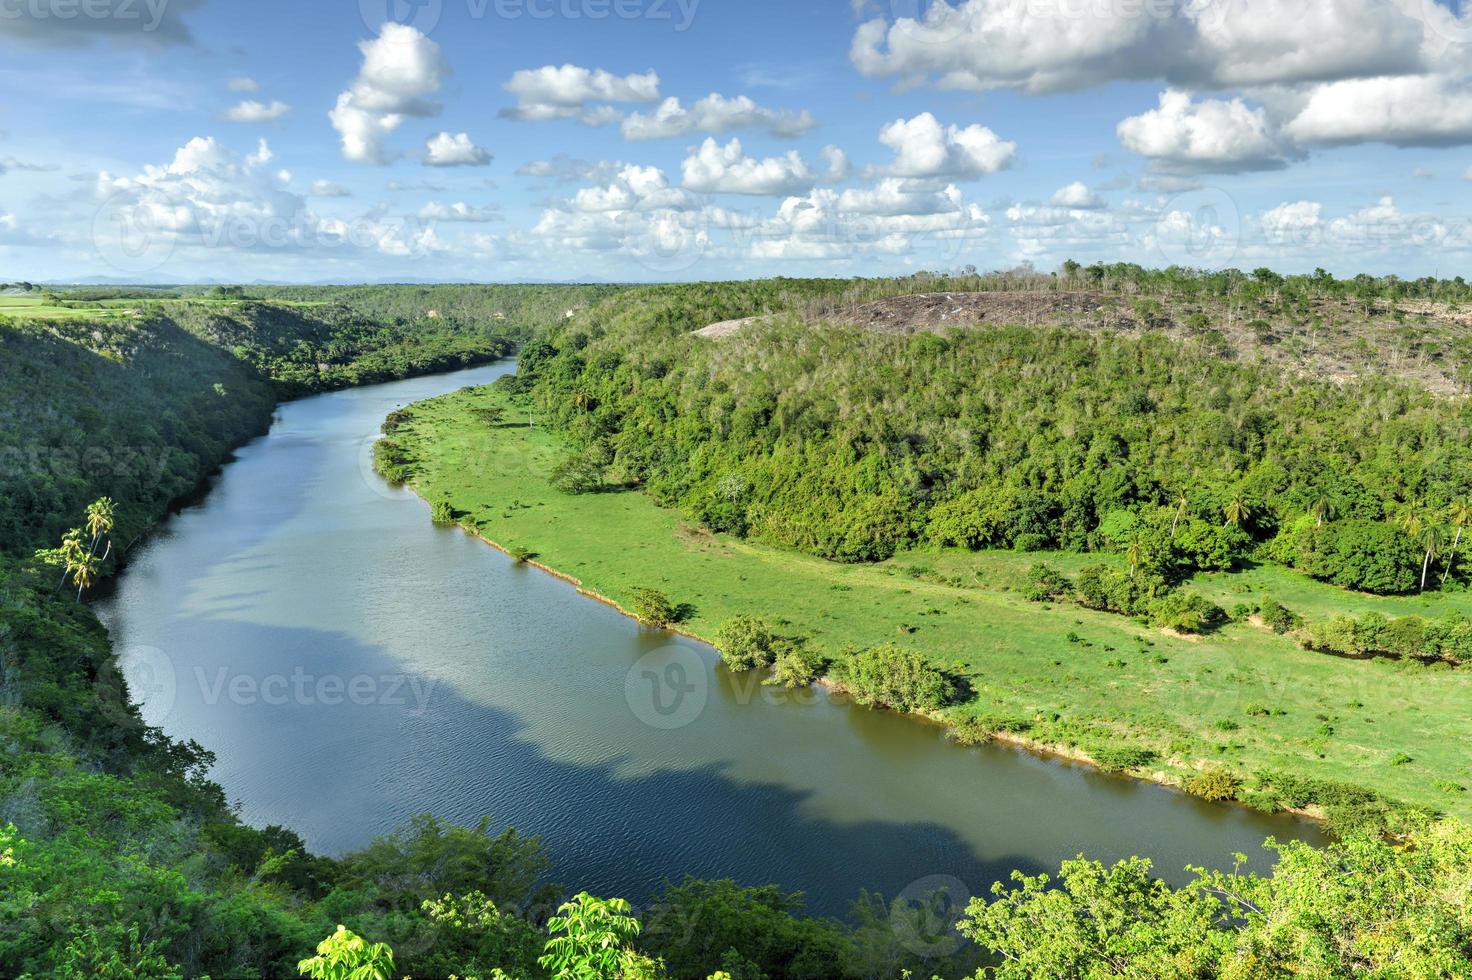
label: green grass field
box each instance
[397,384,1472,821]
[0,293,337,321]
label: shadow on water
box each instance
[98,363,1327,921]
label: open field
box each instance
[395,383,1472,822]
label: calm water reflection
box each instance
[98,363,1324,916]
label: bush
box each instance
[1147,590,1225,634]
[1090,745,1159,773]
[629,588,677,627]
[1184,768,1242,802]
[1075,566,1169,617]
[1024,563,1071,602]
[430,501,456,525]
[713,616,778,671]
[768,647,827,689]
[838,645,956,713]
[1292,519,1421,595]
[549,451,605,494]
[1259,596,1302,634]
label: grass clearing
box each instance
[396,384,1472,820]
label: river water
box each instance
[98,362,1324,917]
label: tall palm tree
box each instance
[72,551,100,602]
[1126,540,1144,580]
[84,497,116,563]
[1398,503,1425,541]
[1311,493,1335,528]
[1170,494,1189,539]
[1224,497,1252,529]
[1442,500,1472,587]
[1419,525,1444,592]
[54,528,85,595]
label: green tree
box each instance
[539,893,658,980]
[1223,497,1252,529]
[1443,500,1472,586]
[629,588,677,628]
[712,616,777,671]
[298,926,396,980]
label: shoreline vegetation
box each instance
[386,382,1466,831]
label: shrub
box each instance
[373,438,413,484]
[1184,768,1242,802]
[1076,566,1169,617]
[1147,590,1225,634]
[767,648,827,689]
[430,501,455,525]
[509,545,533,563]
[838,645,956,713]
[1293,519,1421,595]
[1259,596,1302,634]
[1090,745,1159,773]
[1024,563,1071,602]
[629,588,677,628]
[549,451,605,494]
[713,616,777,671]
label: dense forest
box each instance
[4,275,1472,977]
[512,271,1472,600]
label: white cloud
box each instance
[572,164,695,212]
[836,178,964,217]
[330,24,448,164]
[224,99,291,123]
[424,131,492,167]
[501,65,660,124]
[849,0,1433,94]
[1283,75,1472,148]
[310,180,351,198]
[621,94,817,140]
[417,201,500,222]
[1005,203,1129,261]
[680,138,816,196]
[1117,89,1291,173]
[1050,181,1104,210]
[0,156,57,176]
[874,112,1015,179]
[747,183,990,261]
[227,77,260,93]
[1261,200,1323,244]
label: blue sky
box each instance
[1,0,1471,283]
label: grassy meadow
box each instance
[396,383,1472,822]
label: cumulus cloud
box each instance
[424,131,492,167]
[310,180,351,198]
[849,0,1433,94]
[1282,75,1472,147]
[1117,89,1292,173]
[417,201,500,222]
[516,155,623,183]
[224,99,291,123]
[746,183,989,261]
[1050,181,1105,209]
[330,24,448,164]
[1005,203,1129,262]
[874,112,1015,179]
[0,0,206,46]
[1260,200,1323,244]
[572,164,695,212]
[680,138,818,196]
[501,65,660,124]
[227,77,260,93]
[621,94,817,140]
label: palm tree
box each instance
[1310,493,1335,528]
[1224,497,1252,529]
[1126,540,1144,580]
[54,528,85,595]
[1442,500,1472,587]
[1398,502,1425,540]
[1170,494,1189,539]
[72,551,100,602]
[84,497,116,563]
[1419,525,1444,592]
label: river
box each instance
[97,361,1324,918]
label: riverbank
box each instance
[392,383,1472,826]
